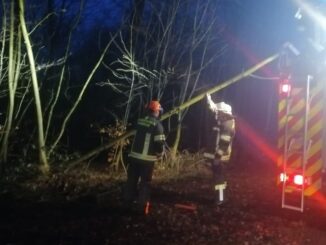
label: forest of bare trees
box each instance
[4,2,323,244]
[8,0,299,188]
[0,0,243,177]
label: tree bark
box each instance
[131,0,145,29]
[19,0,49,174]
[0,1,15,168]
[170,115,181,167]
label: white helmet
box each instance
[215,102,232,115]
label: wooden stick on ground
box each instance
[174,203,197,211]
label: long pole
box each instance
[66,53,280,167]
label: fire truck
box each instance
[277,1,326,212]
[277,73,326,212]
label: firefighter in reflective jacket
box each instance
[205,94,235,205]
[124,100,166,214]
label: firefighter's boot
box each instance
[134,201,150,216]
[144,201,150,215]
[214,182,227,205]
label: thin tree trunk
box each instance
[170,114,181,166]
[18,0,49,174]
[0,1,16,167]
[48,37,115,156]
[45,0,84,141]
[0,0,7,88]
[131,0,145,28]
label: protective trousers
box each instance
[212,119,234,204]
[211,158,227,204]
[124,158,154,210]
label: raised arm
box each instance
[206,93,218,113]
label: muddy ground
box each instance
[1,157,326,245]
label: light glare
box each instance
[294,175,304,185]
[280,173,287,182]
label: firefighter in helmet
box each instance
[124,100,166,214]
[205,94,235,205]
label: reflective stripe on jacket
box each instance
[216,118,235,162]
[129,115,165,162]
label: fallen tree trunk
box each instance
[65,53,279,168]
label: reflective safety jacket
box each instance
[129,115,165,162]
[216,117,235,162]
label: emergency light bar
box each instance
[279,173,310,186]
[281,83,291,94]
[279,79,291,96]
[293,175,304,185]
[280,173,288,182]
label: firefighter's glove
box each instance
[206,93,211,103]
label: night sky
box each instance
[180,0,325,152]
[45,0,326,150]
[1,0,325,155]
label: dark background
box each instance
[1,0,325,164]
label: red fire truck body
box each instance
[277,75,326,212]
